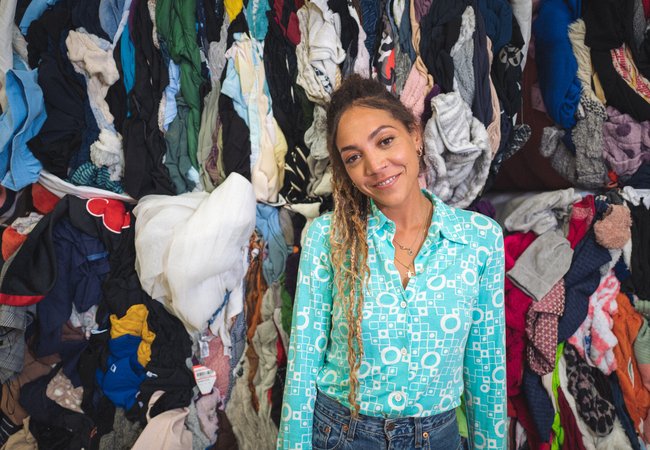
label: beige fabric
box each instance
[0,418,36,450]
[131,391,192,450]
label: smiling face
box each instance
[334,105,422,211]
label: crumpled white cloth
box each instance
[295,0,345,104]
[423,91,491,208]
[134,173,256,349]
[503,188,582,234]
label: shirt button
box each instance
[394,393,402,401]
[401,348,407,356]
[400,301,407,308]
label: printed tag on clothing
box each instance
[200,340,210,358]
[192,365,216,395]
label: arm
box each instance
[277,217,333,450]
[463,224,507,449]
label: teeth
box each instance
[377,176,396,186]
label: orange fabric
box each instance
[244,233,267,412]
[611,292,650,435]
[31,183,59,214]
[2,227,27,261]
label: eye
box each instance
[379,136,394,147]
[344,154,361,165]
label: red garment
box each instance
[526,280,565,375]
[557,388,587,450]
[509,395,542,449]
[505,232,536,397]
[645,0,650,18]
[566,195,595,248]
[32,183,59,214]
[1,227,27,261]
[272,0,301,45]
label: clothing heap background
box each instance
[1,0,648,449]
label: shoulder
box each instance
[302,212,334,249]
[442,203,503,249]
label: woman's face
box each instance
[335,105,422,210]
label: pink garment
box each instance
[568,271,620,375]
[602,106,650,177]
[203,335,231,399]
[196,389,220,445]
[400,65,428,121]
[593,204,632,249]
[131,391,192,450]
[611,44,650,102]
[526,280,565,376]
[505,232,537,397]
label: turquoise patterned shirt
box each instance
[278,191,506,449]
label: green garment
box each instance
[551,342,565,450]
[457,395,468,438]
[156,0,204,168]
[164,94,195,194]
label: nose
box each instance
[364,151,387,175]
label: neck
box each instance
[379,191,431,232]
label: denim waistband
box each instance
[314,390,457,441]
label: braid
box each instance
[326,74,417,416]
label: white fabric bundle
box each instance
[134,173,256,350]
[422,91,491,208]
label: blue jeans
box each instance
[313,391,469,450]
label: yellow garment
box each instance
[409,0,434,91]
[593,72,607,104]
[0,418,36,450]
[224,0,243,20]
[110,304,156,367]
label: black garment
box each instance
[21,366,98,450]
[204,0,222,42]
[418,0,467,94]
[121,0,175,199]
[264,15,318,204]
[329,0,359,62]
[625,163,650,189]
[71,0,110,41]
[219,93,252,182]
[105,43,127,135]
[26,4,87,178]
[610,373,641,450]
[584,0,650,122]
[472,3,493,127]
[129,299,194,422]
[558,232,612,342]
[630,204,650,299]
[491,15,524,118]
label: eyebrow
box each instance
[339,125,396,153]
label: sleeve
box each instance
[277,217,334,450]
[463,223,507,450]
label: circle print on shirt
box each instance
[387,391,407,411]
[440,313,461,333]
[427,274,446,291]
[381,346,402,365]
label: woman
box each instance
[277,75,506,450]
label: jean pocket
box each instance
[312,416,346,450]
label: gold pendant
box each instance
[407,270,413,278]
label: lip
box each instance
[373,174,400,189]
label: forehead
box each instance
[336,106,406,142]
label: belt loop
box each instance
[414,417,422,448]
[345,415,357,442]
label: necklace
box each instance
[393,255,415,279]
[393,201,432,256]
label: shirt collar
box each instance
[367,190,468,245]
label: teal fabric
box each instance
[278,190,507,449]
[69,162,124,193]
[156,0,204,169]
[163,94,195,194]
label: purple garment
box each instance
[602,107,650,177]
[467,199,496,218]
